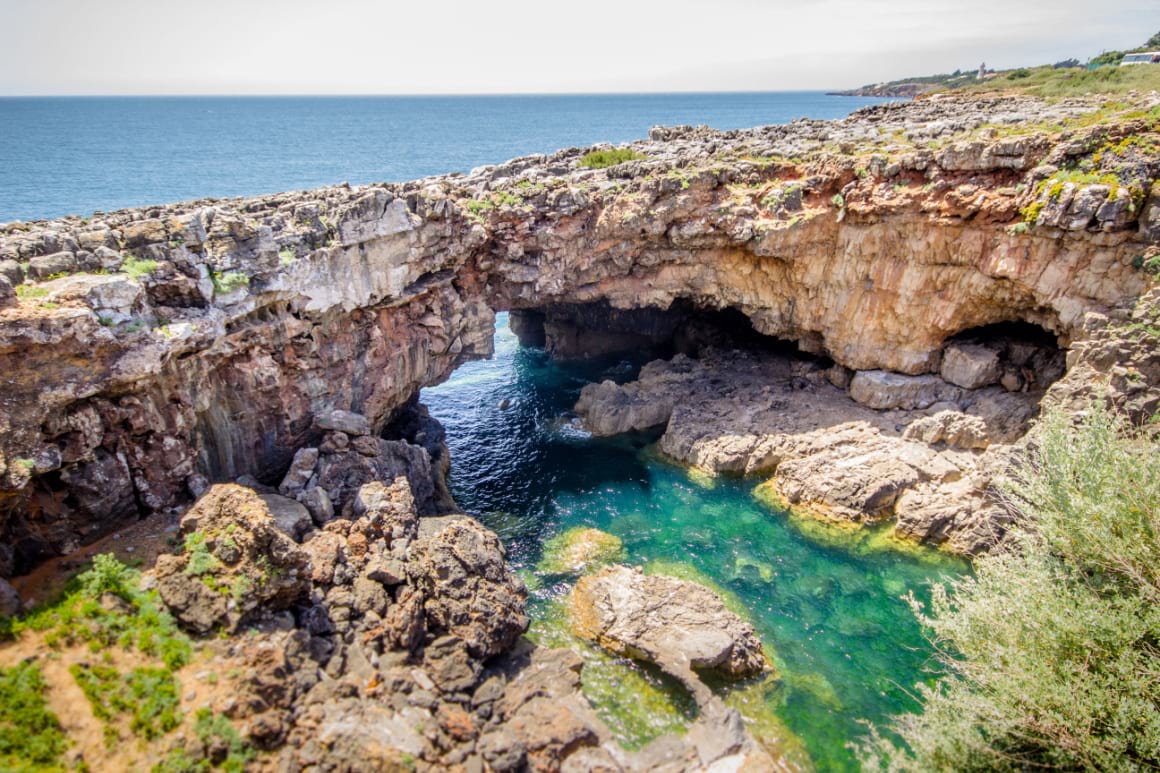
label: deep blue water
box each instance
[0,92,889,222]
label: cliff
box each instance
[1,93,1158,573]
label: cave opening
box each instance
[942,320,1066,393]
[508,299,829,367]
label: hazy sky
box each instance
[2,0,1157,95]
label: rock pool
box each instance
[423,313,966,771]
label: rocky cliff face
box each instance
[1,94,1158,571]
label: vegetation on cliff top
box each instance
[862,403,1160,771]
[0,661,67,772]
[842,30,1160,98]
[578,147,647,169]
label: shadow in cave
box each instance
[422,332,663,554]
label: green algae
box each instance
[536,527,626,575]
[525,597,695,749]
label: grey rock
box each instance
[259,493,314,541]
[0,259,23,285]
[850,370,962,410]
[297,486,334,526]
[0,276,14,309]
[0,578,22,617]
[940,343,1001,389]
[314,410,371,437]
[278,447,319,497]
[28,251,77,280]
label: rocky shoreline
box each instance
[0,92,1158,770]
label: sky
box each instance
[1,0,1158,95]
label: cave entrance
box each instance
[508,299,828,366]
[942,320,1065,393]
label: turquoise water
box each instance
[424,315,966,771]
[0,93,891,221]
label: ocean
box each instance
[0,92,890,222]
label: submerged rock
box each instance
[570,564,768,686]
[537,527,625,575]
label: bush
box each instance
[578,148,646,169]
[81,552,135,600]
[860,404,1160,771]
[121,256,161,279]
[0,662,66,770]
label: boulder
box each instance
[849,370,961,410]
[0,276,14,309]
[278,447,319,497]
[259,493,313,541]
[155,484,311,633]
[575,379,676,436]
[409,515,528,658]
[0,259,24,285]
[903,410,990,449]
[569,565,767,681]
[314,410,372,437]
[940,343,1001,389]
[28,250,77,280]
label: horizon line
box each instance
[0,88,884,99]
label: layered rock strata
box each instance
[1,92,1158,568]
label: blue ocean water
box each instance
[424,316,966,772]
[0,92,889,222]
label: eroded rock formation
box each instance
[1,93,1158,569]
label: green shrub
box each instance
[152,709,252,773]
[121,256,161,279]
[0,662,66,771]
[578,148,646,169]
[70,663,181,742]
[81,553,135,600]
[860,404,1160,771]
[14,285,49,299]
[211,271,249,295]
[15,555,192,670]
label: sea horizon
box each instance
[0,91,891,222]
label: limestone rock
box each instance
[570,564,767,680]
[314,410,372,437]
[155,484,310,633]
[849,370,962,410]
[940,343,1001,389]
[904,410,990,450]
[409,515,528,658]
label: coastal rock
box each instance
[0,93,1156,572]
[410,515,528,658]
[849,371,963,411]
[155,484,311,633]
[570,564,767,682]
[940,343,1001,389]
[903,410,991,450]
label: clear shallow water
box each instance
[0,92,890,222]
[424,315,967,772]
